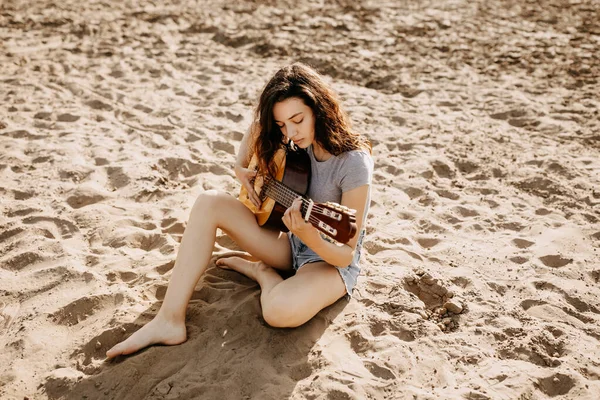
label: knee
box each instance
[261,300,301,329]
[191,190,227,215]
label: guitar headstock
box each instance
[307,201,357,244]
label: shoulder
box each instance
[338,149,374,170]
[336,149,373,191]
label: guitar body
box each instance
[239,148,311,233]
[239,146,357,243]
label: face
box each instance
[272,97,315,149]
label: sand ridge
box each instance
[1,0,600,399]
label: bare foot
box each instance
[106,315,186,359]
[216,256,269,282]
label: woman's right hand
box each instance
[235,165,261,209]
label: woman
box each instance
[106,62,373,358]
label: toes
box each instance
[106,345,121,358]
[217,256,243,269]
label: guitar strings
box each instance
[262,179,341,236]
[268,179,328,214]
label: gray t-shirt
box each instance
[306,145,374,227]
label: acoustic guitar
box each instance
[238,147,358,244]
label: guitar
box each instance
[238,147,358,244]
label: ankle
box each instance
[156,308,186,326]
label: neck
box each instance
[312,143,331,162]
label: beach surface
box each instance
[1,0,599,398]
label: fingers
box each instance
[249,188,261,209]
[282,206,291,230]
[292,197,303,217]
[282,197,304,230]
[242,171,260,209]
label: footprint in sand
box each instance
[454,206,479,218]
[34,111,52,120]
[521,299,594,326]
[435,189,460,200]
[66,187,107,209]
[104,231,172,254]
[2,251,46,271]
[509,256,529,265]
[22,216,79,239]
[157,157,208,179]
[512,238,535,249]
[94,157,109,166]
[51,294,122,326]
[161,217,185,235]
[5,129,46,140]
[345,329,374,355]
[0,226,25,243]
[211,140,236,155]
[536,373,576,397]
[133,104,153,113]
[106,166,131,190]
[430,160,455,179]
[13,189,36,200]
[32,155,53,164]
[367,318,416,342]
[539,254,573,268]
[399,186,422,200]
[13,266,78,301]
[497,329,566,367]
[415,237,441,249]
[515,176,564,199]
[85,99,113,111]
[453,158,480,176]
[154,260,175,275]
[57,113,81,122]
[497,221,525,232]
[489,109,540,129]
[533,281,600,315]
[364,361,397,380]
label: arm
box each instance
[235,122,261,208]
[235,122,258,171]
[234,124,261,209]
[283,184,369,268]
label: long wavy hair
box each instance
[252,62,371,178]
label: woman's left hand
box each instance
[282,197,321,244]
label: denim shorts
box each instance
[287,229,365,298]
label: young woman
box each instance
[106,63,373,358]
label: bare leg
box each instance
[217,258,347,328]
[106,191,292,358]
[216,257,284,306]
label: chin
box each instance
[293,139,308,149]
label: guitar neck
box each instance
[264,179,307,215]
[260,175,356,244]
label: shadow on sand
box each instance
[47,255,348,399]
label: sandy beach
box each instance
[1,0,599,398]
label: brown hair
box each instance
[252,62,371,178]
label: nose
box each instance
[286,125,297,139]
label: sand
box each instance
[1,0,599,399]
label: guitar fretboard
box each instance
[263,178,308,216]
